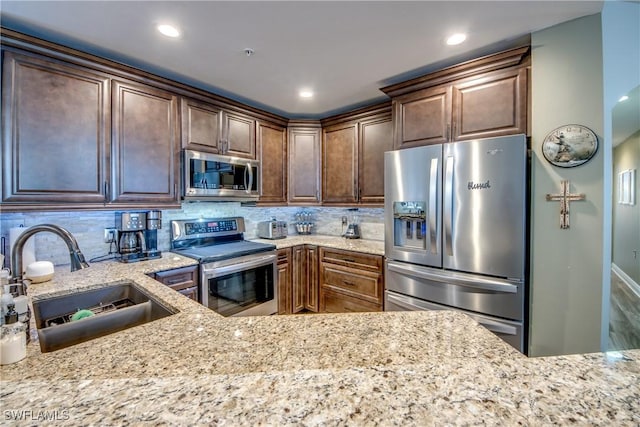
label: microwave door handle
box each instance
[245,163,253,193]
[444,156,454,256]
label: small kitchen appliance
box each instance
[343,209,361,239]
[170,217,277,316]
[115,212,161,263]
[257,218,287,240]
[182,150,260,202]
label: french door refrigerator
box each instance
[384,134,528,352]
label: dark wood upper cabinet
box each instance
[1,50,110,204]
[392,85,451,149]
[111,80,179,203]
[223,111,256,159]
[181,98,258,159]
[322,122,358,204]
[382,46,530,149]
[320,103,392,206]
[452,67,528,141]
[180,97,222,153]
[288,124,321,205]
[359,117,393,204]
[257,121,287,204]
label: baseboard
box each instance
[612,263,640,299]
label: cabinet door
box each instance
[322,123,358,204]
[1,51,110,203]
[291,245,306,313]
[258,122,287,204]
[112,80,179,203]
[223,111,256,159]
[452,67,527,141]
[288,127,321,204]
[277,248,292,314]
[394,85,451,149]
[359,117,392,204]
[180,97,221,153]
[304,245,319,312]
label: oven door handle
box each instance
[202,254,276,278]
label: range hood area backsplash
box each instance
[0,204,384,267]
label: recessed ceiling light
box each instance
[446,33,467,46]
[299,90,314,99]
[157,24,180,38]
[618,95,629,102]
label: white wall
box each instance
[529,14,605,356]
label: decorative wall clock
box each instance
[541,124,598,168]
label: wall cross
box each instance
[545,180,585,229]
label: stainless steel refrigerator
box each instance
[384,134,528,352]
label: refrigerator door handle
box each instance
[429,157,438,254]
[386,261,519,294]
[444,156,454,256]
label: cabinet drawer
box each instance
[320,264,382,303]
[321,288,381,313]
[277,247,292,264]
[320,247,383,272]
[154,265,198,290]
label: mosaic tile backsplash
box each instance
[0,203,384,268]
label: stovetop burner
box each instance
[170,217,275,263]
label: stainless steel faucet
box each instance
[10,224,89,292]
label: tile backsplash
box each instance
[0,203,384,268]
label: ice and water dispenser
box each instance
[393,201,427,249]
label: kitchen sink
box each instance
[32,281,176,352]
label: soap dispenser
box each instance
[0,303,26,365]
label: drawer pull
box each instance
[167,278,191,285]
[342,280,355,286]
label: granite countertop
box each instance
[1,252,638,425]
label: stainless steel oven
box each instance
[170,217,277,317]
[201,251,277,317]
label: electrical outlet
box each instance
[104,228,116,243]
[341,216,348,226]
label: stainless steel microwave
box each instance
[182,150,259,202]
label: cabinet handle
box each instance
[104,181,109,204]
[342,280,355,286]
[167,278,192,286]
[342,258,355,263]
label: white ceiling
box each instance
[1,1,603,119]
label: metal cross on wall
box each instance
[545,180,586,229]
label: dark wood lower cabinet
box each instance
[277,248,292,314]
[283,245,384,315]
[149,265,200,303]
[291,244,319,313]
[319,247,384,312]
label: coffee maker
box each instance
[115,211,162,262]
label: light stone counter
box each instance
[252,235,385,255]
[1,254,638,426]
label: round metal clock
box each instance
[542,124,598,168]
